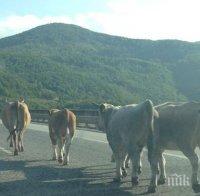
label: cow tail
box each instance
[143,99,157,139]
[63,109,69,125]
[144,100,154,125]
[64,109,76,138]
[70,113,76,138]
[7,101,20,141]
[64,109,70,136]
[144,100,159,164]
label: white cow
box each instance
[99,100,157,185]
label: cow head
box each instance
[19,97,25,103]
[98,103,115,132]
[48,109,59,116]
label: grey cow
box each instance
[148,101,200,193]
[99,100,157,185]
[99,104,131,168]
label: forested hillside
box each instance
[0,23,199,109]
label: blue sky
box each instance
[0,0,108,17]
[0,0,200,41]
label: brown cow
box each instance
[1,97,31,155]
[48,108,76,165]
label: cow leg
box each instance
[19,133,24,152]
[52,145,57,160]
[113,151,123,182]
[49,131,57,160]
[120,151,128,178]
[18,136,21,152]
[125,154,130,168]
[61,137,66,157]
[111,146,127,182]
[158,153,166,185]
[18,133,23,152]
[9,137,13,147]
[181,147,200,192]
[13,132,19,156]
[10,129,13,147]
[56,138,63,163]
[63,135,72,165]
[111,153,115,162]
[138,148,143,174]
[148,145,160,193]
[129,146,142,186]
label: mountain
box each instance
[0,23,199,109]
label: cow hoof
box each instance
[18,146,23,152]
[14,150,18,156]
[62,161,68,166]
[113,177,121,183]
[138,166,142,174]
[125,163,129,168]
[58,157,62,164]
[147,186,156,193]
[131,177,139,186]
[158,177,166,185]
[192,184,200,193]
[121,167,127,177]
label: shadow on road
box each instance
[0,159,149,196]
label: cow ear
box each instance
[48,110,52,116]
[99,103,106,112]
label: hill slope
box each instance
[0,23,199,108]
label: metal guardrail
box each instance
[30,109,100,130]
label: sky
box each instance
[0,0,200,42]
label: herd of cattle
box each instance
[1,97,200,193]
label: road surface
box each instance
[0,124,198,196]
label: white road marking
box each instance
[43,179,65,183]
[163,152,187,159]
[27,126,188,160]
[0,147,12,155]
[76,136,187,160]
[77,136,108,144]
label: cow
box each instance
[99,100,157,185]
[1,97,31,155]
[48,108,76,165]
[148,101,200,193]
[98,103,131,168]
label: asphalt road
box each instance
[0,124,198,196]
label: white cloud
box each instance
[0,0,200,41]
[0,15,72,38]
[82,0,200,41]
